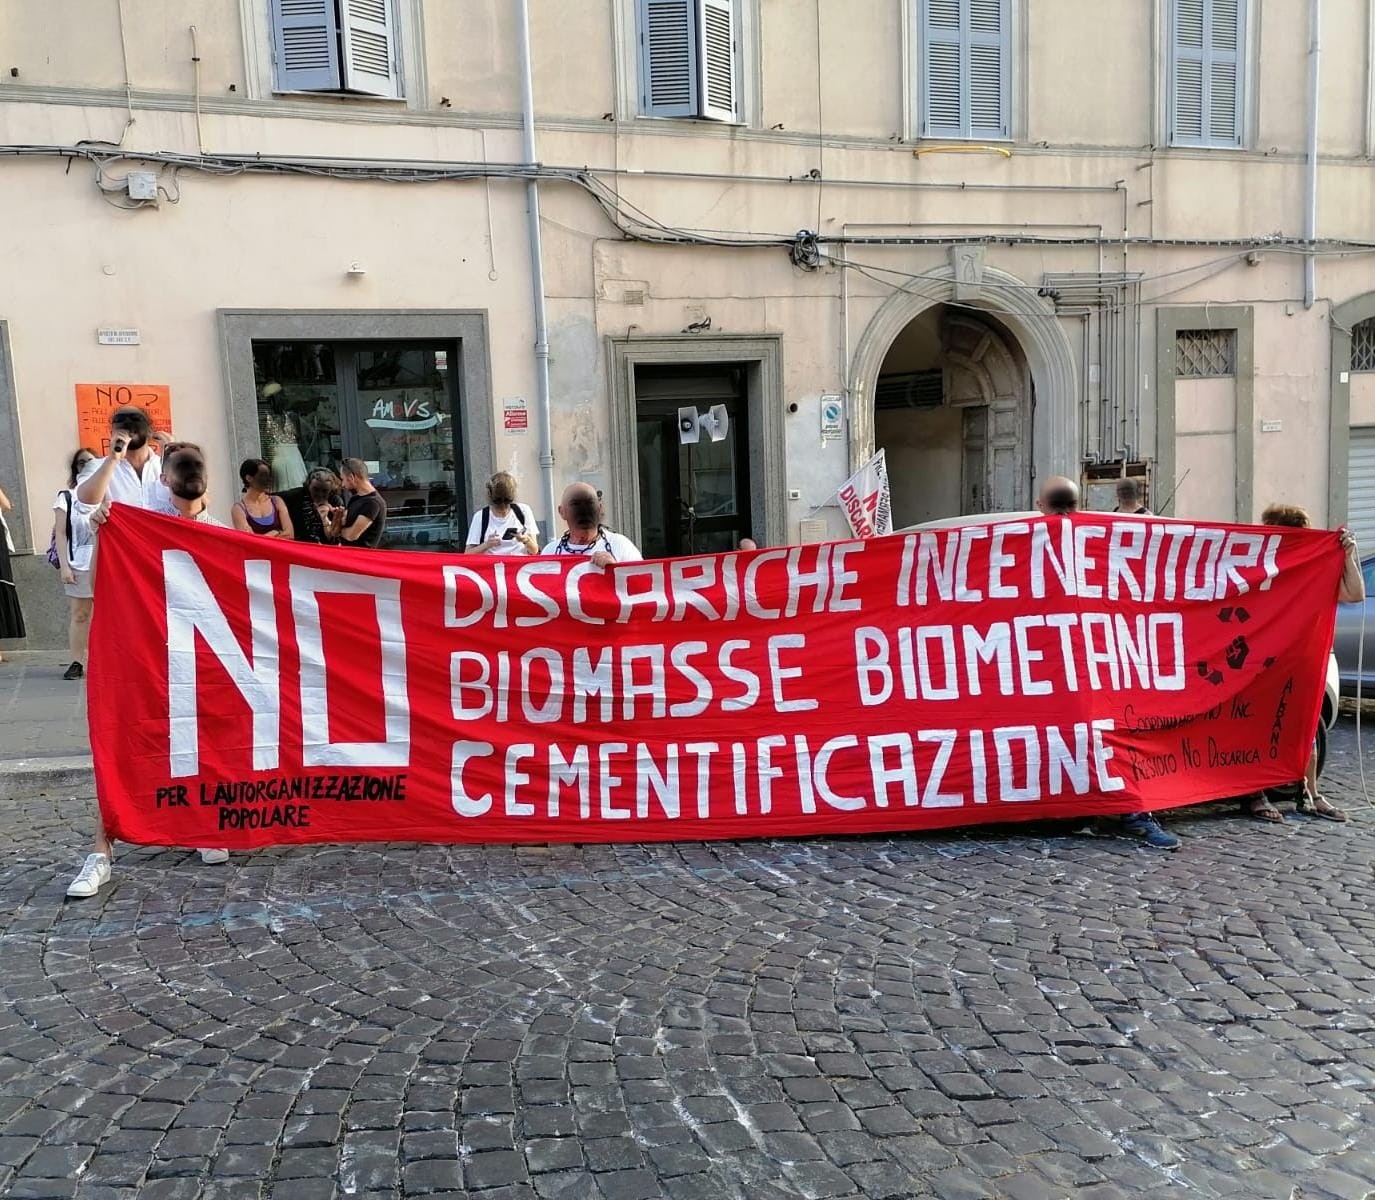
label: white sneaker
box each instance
[198,849,229,865]
[66,853,112,898]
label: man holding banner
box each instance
[1035,475,1180,848]
[67,441,231,899]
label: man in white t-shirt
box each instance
[75,406,169,512]
[67,441,229,900]
[542,482,642,567]
[465,472,540,556]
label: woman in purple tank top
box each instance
[231,457,295,539]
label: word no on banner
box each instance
[89,506,1344,848]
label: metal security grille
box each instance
[1175,328,1236,378]
[1351,318,1375,372]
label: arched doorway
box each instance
[874,304,1031,525]
[848,265,1080,517]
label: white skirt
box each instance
[271,444,308,490]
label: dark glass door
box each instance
[634,366,751,557]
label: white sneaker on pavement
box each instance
[198,849,229,865]
[66,853,112,898]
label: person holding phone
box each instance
[465,471,539,556]
[75,406,169,512]
[66,440,231,899]
[328,458,388,548]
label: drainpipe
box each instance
[1304,0,1321,309]
[516,0,557,528]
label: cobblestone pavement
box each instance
[1,719,1373,1200]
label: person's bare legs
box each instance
[67,812,115,897]
[69,596,92,664]
[1301,745,1347,821]
[93,814,113,860]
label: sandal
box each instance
[1297,793,1348,822]
[1247,795,1285,823]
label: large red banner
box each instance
[89,505,1343,849]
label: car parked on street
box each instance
[1334,554,1375,697]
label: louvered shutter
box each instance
[340,0,400,97]
[697,0,739,122]
[1170,0,1242,146]
[967,0,1009,139]
[640,0,698,117]
[270,0,341,92]
[1207,0,1242,144]
[921,0,1009,139]
[921,0,964,137]
[1349,426,1375,551]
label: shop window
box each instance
[252,341,460,550]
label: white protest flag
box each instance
[836,449,893,539]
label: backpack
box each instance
[46,490,72,569]
[480,503,528,540]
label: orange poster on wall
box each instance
[75,384,173,456]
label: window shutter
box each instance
[921,0,1008,140]
[339,0,400,97]
[1207,0,1242,145]
[640,0,698,117]
[697,0,739,122]
[921,0,964,138]
[967,0,1009,139]
[270,0,341,92]
[1170,0,1242,146]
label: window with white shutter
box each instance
[270,0,401,98]
[918,0,1010,141]
[638,0,740,121]
[1168,0,1243,147]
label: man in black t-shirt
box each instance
[330,458,387,548]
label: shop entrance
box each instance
[251,340,462,551]
[633,364,752,557]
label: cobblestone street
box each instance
[1,718,1373,1200]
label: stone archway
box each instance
[848,265,1079,489]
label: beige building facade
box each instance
[3,0,1375,646]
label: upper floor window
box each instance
[637,0,741,121]
[270,0,402,98]
[1168,0,1243,147]
[917,0,1011,141]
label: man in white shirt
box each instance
[542,482,642,567]
[76,406,169,512]
[67,441,229,899]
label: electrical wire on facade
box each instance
[10,141,1375,260]
[835,251,1375,321]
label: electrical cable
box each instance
[813,0,824,237]
[836,255,1250,322]
[114,0,135,146]
[14,142,1375,256]
[189,25,206,157]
